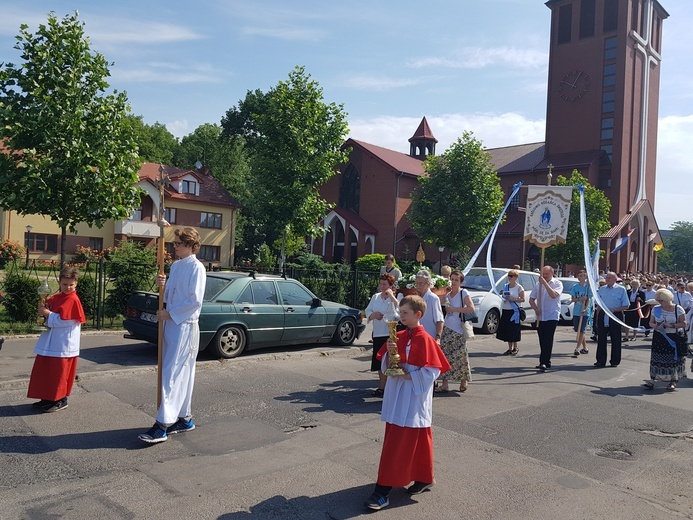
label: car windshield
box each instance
[462,269,508,291]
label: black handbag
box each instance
[462,311,478,324]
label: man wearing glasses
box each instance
[673,282,692,314]
[594,272,629,368]
[139,227,207,444]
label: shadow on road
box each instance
[274,379,383,415]
[217,485,419,519]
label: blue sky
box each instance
[0,1,691,230]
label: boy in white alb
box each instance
[139,227,206,444]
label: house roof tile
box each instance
[138,162,241,208]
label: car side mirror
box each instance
[311,297,322,308]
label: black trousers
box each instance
[538,320,558,366]
[597,310,623,366]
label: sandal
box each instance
[459,381,468,392]
[510,349,519,355]
[667,382,676,392]
[502,349,513,356]
[643,381,654,390]
[372,388,384,398]
[573,350,580,356]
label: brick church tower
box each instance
[489,0,667,273]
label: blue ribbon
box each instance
[504,283,520,323]
[652,306,680,360]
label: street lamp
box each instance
[438,246,445,274]
[25,225,33,269]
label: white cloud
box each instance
[166,120,190,139]
[408,46,548,70]
[112,62,225,84]
[87,20,202,45]
[348,113,545,154]
[343,75,427,92]
[239,26,325,42]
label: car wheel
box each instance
[481,309,500,334]
[332,317,357,346]
[214,325,247,359]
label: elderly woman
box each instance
[365,273,400,398]
[414,270,445,342]
[644,288,688,391]
[438,270,475,393]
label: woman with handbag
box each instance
[437,270,475,393]
[496,270,525,355]
[644,288,687,391]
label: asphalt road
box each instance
[2,324,693,519]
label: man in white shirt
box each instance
[529,266,563,371]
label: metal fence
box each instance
[1,260,380,330]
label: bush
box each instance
[104,241,157,317]
[288,252,333,271]
[2,272,40,322]
[354,253,387,272]
[76,275,98,320]
[0,239,26,269]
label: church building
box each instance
[319,0,667,273]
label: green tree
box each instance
[663,221,693,272]
[545,170,611,267]
[125,115,179,164]
[174,123,253,260]
[221,66,349,266]
[0,12,141,265]
[409,131,504,254]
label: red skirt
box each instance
[377,423,434,487]
[27,355,78,401]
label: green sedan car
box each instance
[123,271,366,359]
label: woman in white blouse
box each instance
[365,273,399,397]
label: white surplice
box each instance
[156,254,206,426]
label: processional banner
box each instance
[523,186,573,248]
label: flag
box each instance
[653,243,664,252]
[647,232,657,243]
[523,185,574,248]
[591,239,600,280]
[611,229,634,255]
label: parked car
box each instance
[124,271,366,359]
[461,268,539,334]
[558,277,579,322]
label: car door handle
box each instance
[241,306,252,313]
[286,307,295,313]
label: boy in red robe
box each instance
[27,266,86,413]
[365,295,451,511]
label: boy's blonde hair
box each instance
[400,295,427,316]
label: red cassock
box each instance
[27,290,85,401]
[375,326,450,487]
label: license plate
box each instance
[140,312,157,323]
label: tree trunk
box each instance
[60,226,67,267]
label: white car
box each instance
[558,277,579,322]
[462,268,539,334]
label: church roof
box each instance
[486,142,605,174]
[331,207,378,235]
[347,138,426,176]
[408,116,438,143]
[486,142,545,173]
